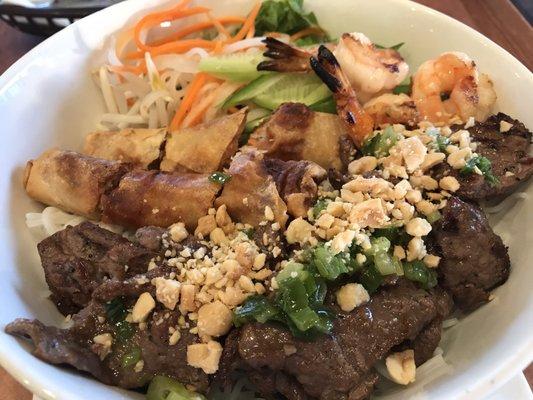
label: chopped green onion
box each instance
[361,126,399,158]
[427,210,442,224]
[241,227,255,239]
[426,127,451,152]
[233,295,280,327]
[460,156,499,186]
[121,347,141,368]
[359,264,383,294]
[312,245,351,280]
[105,297,135,342]
[209,172,231,185]
[147,376,207,400]
[403,260,438,289]
[365,236,391,256]
[312,198,330,218]
[276,262,307,283]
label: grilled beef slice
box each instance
[430,196,510,311]
[6,266,209,391]
[433,113,532,201]
[38,222,156,315]
[221,281,448,399]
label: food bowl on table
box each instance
[0,0,531,399]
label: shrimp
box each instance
[310,45,374,147]
[258,33,409,102]
[363,93,419,127]
[257,37,315,72]
[412,52,496,124]
[333,32,409,102]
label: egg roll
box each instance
[264,158,326,218]
[84,128,167,169]
[161,109,247,173]
[23,149,130,218]
[215,150,288,229]
[248,103,347,170]
[101,170,219,230]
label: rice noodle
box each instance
[223,36,266,53]
[99,66,118,114]
[373,348,453,399]
[139,90,174,119]
[442,317,459,329]
[185,47,210,59]
[26,206,124,240]
[154,54,199,74]
[101,113,146,124]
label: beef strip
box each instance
[6,266,209,391]
[430,196,510,311]
[222,280,444,399]
[432,113,532,201]
[38,222,156,315]
[135,226,167,250]
[264,158,327,218]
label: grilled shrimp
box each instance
[258,33,409,102]
[310,45,374,147]
[363,93,419,127]
[333,32,409,102]
[412,52,496,123]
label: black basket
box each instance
[0,0,122,36]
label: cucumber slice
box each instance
[309,96,336,113]
[222,73,284,109]
[253,74,331,110]
[198,53,266,82]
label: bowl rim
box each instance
[0,0,532,399]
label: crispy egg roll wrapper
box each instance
[23,149,130,218]
[215,150,288,229]
[161,109,247,173]
[101,170,219,230]
[249,103,346,170]
[84,128,167,169]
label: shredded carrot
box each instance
[246,25,255,39]
[207,12,231,39]
[124,39,217,60]
[108,64,147,75]
[228,2,261,43]
[290,26,325,42]
[134,3,209,51]
[183,83,221,127]
[149,16,246,47]
[170,72,208,130]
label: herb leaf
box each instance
[255,0,319,35]
[375,42,405,50]
[393,76,411,95]
[461,156,500,186]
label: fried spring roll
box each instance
[23,149,130,218]
[84,128,167,169]
[215,150,288,229]
[248,103,347,170]
[161,109,247,173]
[101,170,219,230]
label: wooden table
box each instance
[0,0,532,399]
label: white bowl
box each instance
[0,0,531,399]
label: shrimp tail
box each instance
[311,45,375,148]
[257,37,312,72]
